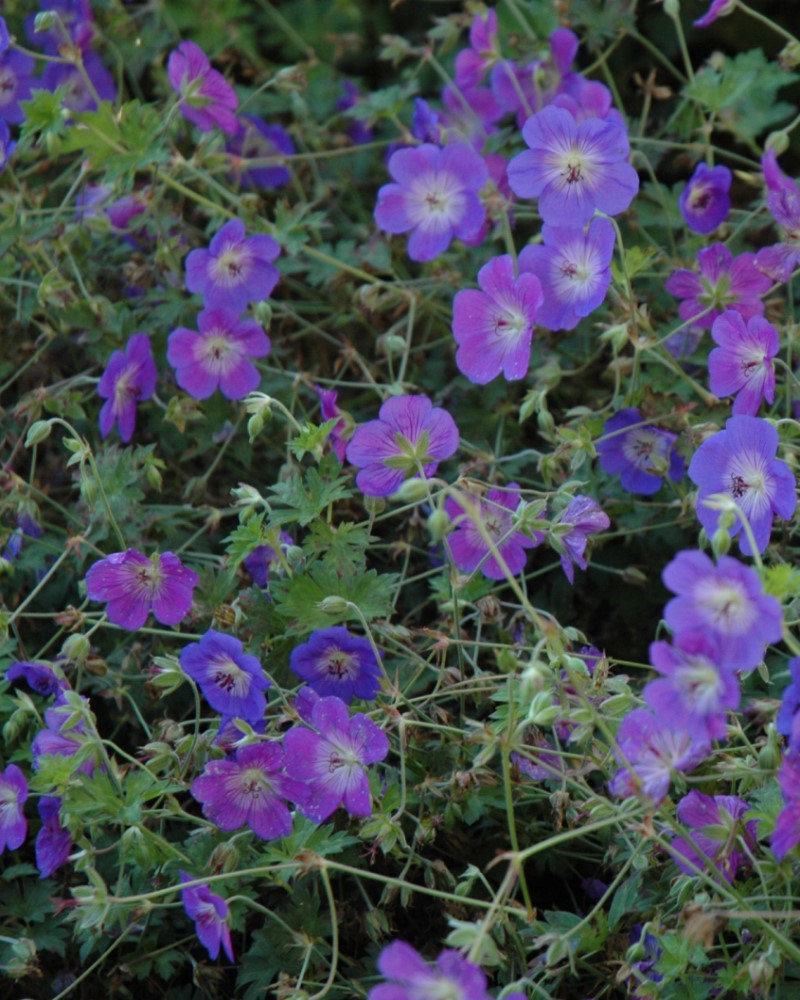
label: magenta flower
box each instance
[167,308,270,400]
[756,149,800,282]
[346,395,459,498]
[680,162,732,234]
[452,255,543,384]
[555,495,610,584]
[454,8,499,89]
[226,115,294,190]
[167,40,238,135]
[191,743,300,840]
[694,0,737,27]
[663,549,782,672]
[771,750,800,860]
[491,28,580,127]
[518,217,615,331]
[35,796,71,879]
[0,764,27,854]
[243,531,293,588]
[688,415,796,556]
[185,220,280,313]
[369,941,492,1000]
[507,105,639,227]
[596,408,684,495]
[708,311,778,415]
[85,549,199,631]
[180,629,269,722]
[180,873,234,962]
[314,385,349,462]
[97,333,157,443]
[0,51,35,124]
[290,627,382,704]
[444,483,541,580]
[374,143,489,262]
[664,243,771,330]
[670,790,756,883]
[283,696,389,822]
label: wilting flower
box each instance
[167,40,238,135]
[289,627,383,703]
[0,765,27,854]
[6,661,69,697]
[180,629,270,721]
[41,53,116,114]
[243,531,293,588]
[757,148,800,281]
[670,790,757,882]
[97,333,157,443]
[679,162,732,234]
[596,408,684,495]
[554,495,610,584]
[368,940,493,1000]
[708,311,778,415]
[454,8,499,89]
[771,750,800,860]
[180,873,234,961]
[85,549,199,630]
[665,243,770,330]
[185,219,280,313]
[314,386,349,462]
[694,0,737,27]
[36,797,71,879]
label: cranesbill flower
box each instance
[708,311,778,416]
[336,81,374,146]
[346,395,459,498]
[596,408,684,495]
[0,18,8,54]
[771,750,800,860]
[757,149,800,282]
[180,873,234,961]
[290,627,382,704]
[97,333,157,443]
[227,115,294,189]
[167,40,238,135]
[167,308,270,401]
[454,8,499,89]
[688,415,796,556]
[0,51,35,124]
[283,696,389,822]
[452,254,543,383]
[491,28,580,127]
[41,52,116,113]
[507,105,639,227]
[554,495,610,584]
[185,220,280,313]
[444,483,541,580]
[776,659,800,752]
[368,940,492,1000]
[180,629,269,722]
[314,385,349,462]
[664,243,770,330]
[0,765,27,854]
[36,797,71,879]
[694,0,737,27]
[191,743,300,840]
[243,531,293,588]
[662,549,782,672]
[680,162,732,234]
[6,661,69,697]
[518,217,615,331]
[374,142,489,262]
[85,549,199,631]
[670,790,756,882]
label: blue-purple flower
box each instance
[180,629,270,721]
[596,408,684,495]
[670,790,757,882]
[167,40,239,135]
[776,659,800,752]
[680,162,732,234]
[290,627,382,703]
[180,873,234,961]
[554,495,610,584]
[185,219,281,313]
[97,333,157,443]
[36,797,71,879]
[0,765,27,855]
[368,940,493,1000]
[771,750,800,860]
[708,311,778,415]
[665,243,770,330]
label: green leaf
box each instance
[268,466,352,526]
[19,88,70,148]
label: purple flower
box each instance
[608,708,709,804]
[180,873,234,962]
[31,694,96,775]
[670,790,756,882]
[646,632,739,743]
[596,408,684,495]
[227,115,294,189]
[688,415,796,556]
[368,941,492,1000]
[85,549,199,631]
[662,549,783,672]
[243,531,293,588]
[776,659,800,752]
[452,255,543,384]
[664,243,771,330]
[36,797,71,879]
[454,8,499,89]
[708,311,778,415]
[289,627,382,704]
[518,217,615,331]
[0,51,35,124]
[337,80,374,145]
[0,118,15,174]
[555,495,610,584]
[507,105,639,227]
[346,395,459,498]
[679,162,732,234]
[0,765,27,854]
[167,40,238,135]
[444,483,541,580]
[185,220,280,313]
[374,142,489,262]
[167,308,270,401]
[756,149,800,281]
[97,333,157,443]
[0,18,8,54]
[180,629,269,722]
[190,743,300,840]
[41,52,117,113]
[771,750,800,859]
[694,0,737,27]
[491,29,580,127]
[6,661,69,697]
[284,696,389,822]
[314,386,349,462]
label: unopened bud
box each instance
[427,508,449,543]
[25,420,52,447]
[61,633,90,666]
[766,131,790,156]
[391,478,429,504]
[711,525,731,557]
[662,0,680,19]
[317,595,349,615]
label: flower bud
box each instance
[61,633,90,666]
[317,595,349,615]
[427,508,449,543]
[391,477,429,504]
[363,495,386,516]
[25,420,52,447]
[527,690,559,726]
[711,525,731,557]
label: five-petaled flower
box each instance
[368,940,494,1000]
[185,219,281,313]
[289,627,383,704]
[167,40,239,135]
[596,408,684,495]
[97,333,157,443]
[708,311,779,415]
[665,243,770,330]
[180,629,270,722]
[180,873,234,962]
[679,162,732,234]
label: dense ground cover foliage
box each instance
[4,0,800,996]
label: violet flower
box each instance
[41,52,117,113]
[507,105,639,227]
[662,549,783,672]
[35,796,71,879]
[596,408,684,495]
[346,395,459,498]
[185,219,281,313]
[167,308,270,401]
[97,333,157,443]
[226,115,294,189]
[289,627,383,704]
[679,162,732,234]
[368,940,493,1000]
[0,51,35,124]
[444,483,542,580]
[314,385,349,462]
[374,142,489,262]
[771,750,800,860]
[518,217,615,331]
[452,254,543,384]
[180,873,234,961]
[757,148,800,282]
[670,790,756,883]
[708,311,778,415]
[688,415,796,556]
[554,495,610,584]
[454,8,499,89]
[776,659,800,752]
[167,40,239,135]
[243,531,293,588]
[491,28,580,127]
[85,549,199,631]
[31,694,96,775]
[180,629,270,722]
[6,661,69,697]
[0,764,27,854]
[283,696,389,822]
